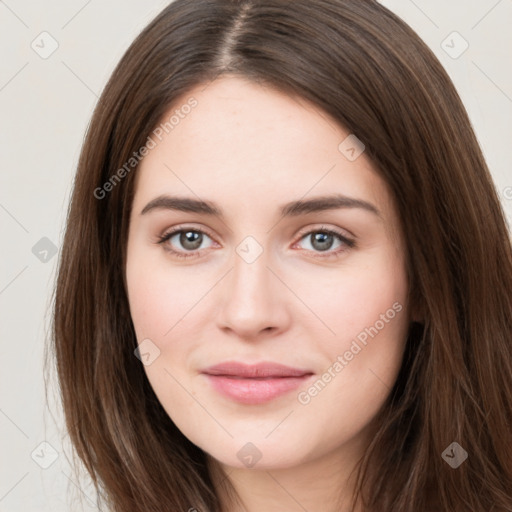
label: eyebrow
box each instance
[140,194,381,218]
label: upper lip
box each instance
[201,361,313,378]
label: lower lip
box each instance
[203,374,313,405]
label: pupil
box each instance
[312,232,333,251]
[181,231,202,250]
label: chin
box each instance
[197,435,311,471]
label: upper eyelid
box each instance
[160,224,217,242]
[297,224,354,239]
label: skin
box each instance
[125,76,412,512]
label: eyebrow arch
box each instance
[140,193,381,218]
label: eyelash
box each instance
[156,225,356,260]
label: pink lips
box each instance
[201,361,314,405]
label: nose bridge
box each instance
[216,235,287,336]
[230,238,274,306]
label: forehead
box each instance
[132,76,396,228]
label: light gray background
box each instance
[1,1,511,510]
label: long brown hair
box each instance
[49,0,512,510]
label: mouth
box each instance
[201,361,315,405]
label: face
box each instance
[125,76,411,471]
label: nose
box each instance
[216,244,291,340]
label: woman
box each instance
[51,0,512,510]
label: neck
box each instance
[208,435,368,512]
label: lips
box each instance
[201,361,314,404]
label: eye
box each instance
[156,225,356,260]
[293,226,356,258]
[156,226,216,259]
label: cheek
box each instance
[306,250,409,352]
[125,249,208,342]
[126,274,172,341]
[125,257,204,408]
[291,259,409,448]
